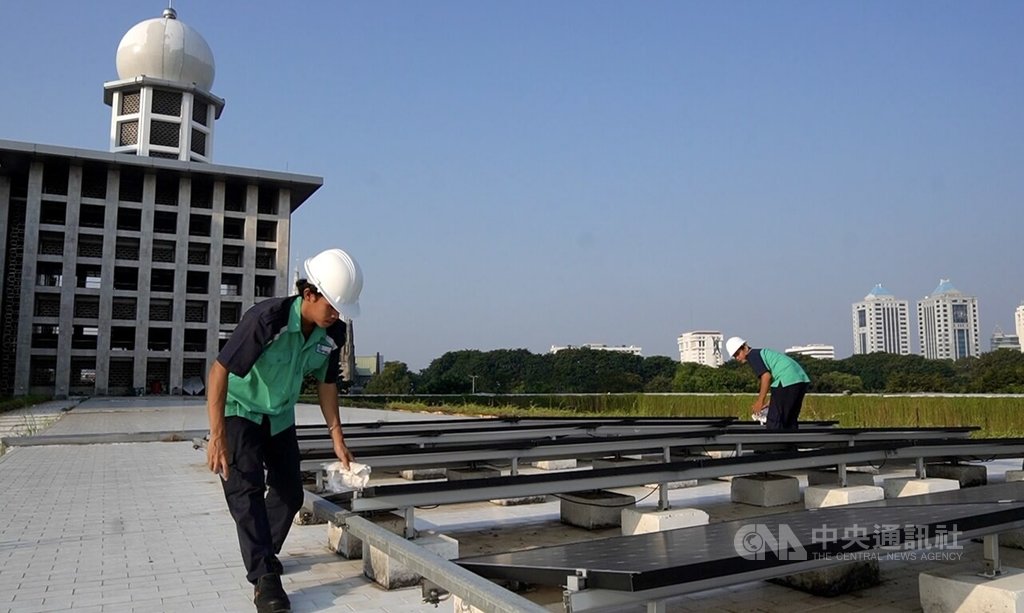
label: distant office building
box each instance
[677,331,723,367]
[916,279,980,360]
[549,343,643,356]
[990,327,1021,352]
[851,283,910,355]
[785,344,835,360]
[1016,303,1024,353]
[0,9,339,397]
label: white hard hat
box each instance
[303,248,363,319]
[725,336,746,359]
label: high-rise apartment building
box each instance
[0,9,335,397]
[785,344,835,360]
[916,279,980,360]
[990,327,1021,352]
[851,284,910,355]
[677,331,723,367]
[1016,303,1024,353]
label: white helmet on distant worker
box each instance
[725,336,746,359]
[303,248,363,319]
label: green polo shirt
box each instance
[218,296,344,435]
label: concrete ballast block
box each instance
[920,565,1024,612]
[772,559,880,597]
[533,459,577,470]
[327,521,362,559]
[621,507,709,536]
[560,490,636,529]
[400,467,447,481]
[882,477,960,499]
[804,485,884,509]
[364,533,459,590]
[731,474,801,507]
[926,463,987,488]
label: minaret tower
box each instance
[103,7,224,162]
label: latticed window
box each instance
[119,121,139,146]
[191,129,206,156]
[150,299,173,321]
[151,90,182,116]
[77,234,104,258]
[150,120,180,147]
[115,236,140,260]
[192,100,208,125]
[149,151,178,159]
[74,296,100,318]
[37,231,64,256]
[255,248,275,269]
[111,298,137,320]
[33,294,61,317]
[185,301,208,323]
[187,243,210,265]
[152,240,176,263]
[121,91,141,114]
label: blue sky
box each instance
[3,2,1022,369]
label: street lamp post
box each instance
[469,375,478,394]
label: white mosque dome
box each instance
[115,8,215,91]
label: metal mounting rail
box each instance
[302,490,547,613]
[333,438,1024,512]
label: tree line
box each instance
[361,347,1024,395]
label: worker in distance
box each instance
[726,336,811,431]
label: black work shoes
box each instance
[254,573,291,613]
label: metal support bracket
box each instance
[980,534,1003,578]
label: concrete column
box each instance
[0,176,8,312]
[275,188,290,295]
[206,180,225,367]
[93,168,120,395]
[241,184,257,306]
[53,165,82,398]
[132,172,156,390]
[14,161,43,395]
[169,176,191,394]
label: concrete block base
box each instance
[400,467,447,481]
[560,490,636,529]
[804,485,884,509]
[731,474,801,507]
[806,469,876,487]
[772,559,880,597]
[920,565,1024,612]
[883,477,960,499]
[364,533,459,590]
[533,459,577,470]
[1005,470,1024,483]
[327,521,362,559]
[926,463,988,488]
[621,507,709,536]
[447,467,501,481]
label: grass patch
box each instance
[0,395,50,415]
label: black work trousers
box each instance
[765,382,809,431]
[221,416,304,584]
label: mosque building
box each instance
[0,8,346,397]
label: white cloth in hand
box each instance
[323,461,371,492]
